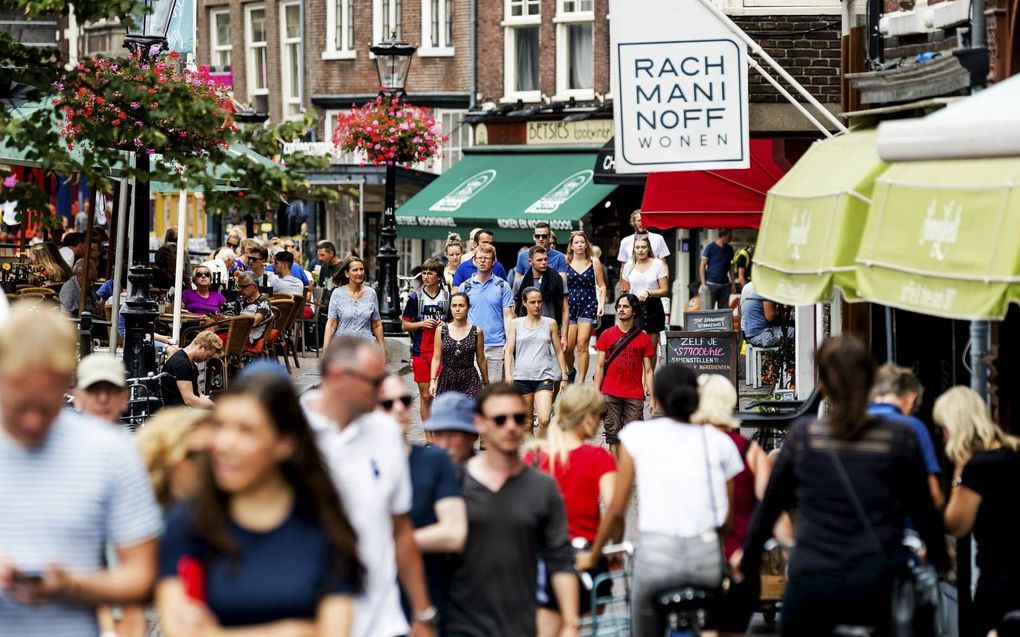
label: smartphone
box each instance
[12,570,44,585]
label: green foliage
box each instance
[203,111,339,219]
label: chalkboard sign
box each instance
[683,309,734,333]
[665,331,738,387]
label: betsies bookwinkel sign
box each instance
[609,0,750,173]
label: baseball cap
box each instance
[76,353,126,390]
[422,392,477,435]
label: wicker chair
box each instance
[18,286,57,297]
[271,293,305,371]
[242,306,280,360]
[262,300,295,371]
[205,315,256,388]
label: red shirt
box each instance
[524,445,617,541]
[596,326,655,400]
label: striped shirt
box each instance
[0,410,163,637]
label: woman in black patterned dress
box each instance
[430,292,488,398]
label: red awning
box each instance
[640,138,788,230]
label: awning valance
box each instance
[753,130,887,305]
[396,147,615,243]
[640,139,787,230]
[855,157,1020,320]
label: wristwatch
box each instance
[413,605,440,626]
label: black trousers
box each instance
[781,565,892,637]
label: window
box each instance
[245,6,268,113]
[420,0,454,54]
[503,0,541,102]
[280,2,302,118]
[210,9,231,70]
[555,0,594,99]
[373,0,402,44]
[436,109,473,173]
[324,0,355,59]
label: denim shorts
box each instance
[513,378,555,394]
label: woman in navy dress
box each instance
[156,374,363,636]
[564,231,607,384]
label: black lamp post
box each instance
[370,33,416,336]
[120,0,175,380]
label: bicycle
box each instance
[397,271,422,312]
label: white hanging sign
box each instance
[610,0,750,173]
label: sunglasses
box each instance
[227,242,239,248]
[248,256,262,262]
[194,271,211,278]
[489,412,528,427]
[344,369,387,388]
[534,233,550,239]
[380,395,413,410]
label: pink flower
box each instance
[3,175,17,189]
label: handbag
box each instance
[825,439,946,637]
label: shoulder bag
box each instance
[599,327,640,391]
[824,429,946,637]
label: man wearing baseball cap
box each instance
[422,392,479,470]
[74,353,130,424]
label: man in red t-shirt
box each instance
[594,293,656,457]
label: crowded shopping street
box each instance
[2,0,1020,635]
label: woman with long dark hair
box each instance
[936,386,1020,637]
[580,363,744,637]
[156,375,363,636]
[431,292,487,398]
[735,336,948,636]
[324,256,385,357]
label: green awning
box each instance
[753,130,887,305]
[855,158,1020,320]
[395,147,615,243]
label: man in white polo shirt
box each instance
[302,336,437,637]
[617,209,671,263]
[0,304,163,637]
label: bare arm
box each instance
[156,579,321,637]
[372,320,386,362]
[549,321,568,385]
[647,275,669,299]
[598,471,617,517]
[429,327,443,396]
[642,355,655,412]
[323,317,337,351]
[47,538,158,606]
[699,257,708,287]
[179,379,215,410]
[945,484,982,537]
[393,514,434,630]
[593,257,607,316]
[504,319,517,381]
[593,350,607,389]
[476,327,489,384]
[502,305,514,355]
[746,441,772,501]
[763,301,779,324]
[413,497,467,553]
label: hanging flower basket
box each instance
[333,95,444,166]
[54,51,236,157]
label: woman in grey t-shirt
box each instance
[504,287,568,438]
[323,257,385,358]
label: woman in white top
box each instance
[505,287,569,438]
[443,240,463,290]
[620,236,669,359]
[579,363,743,637]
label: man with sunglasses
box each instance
[378,375,466,633]
[446,383,579,637]
[512,221,568,286]
[303,337,438,637]
[216,271,272,343]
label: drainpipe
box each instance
[299,0,307,113]
[972,0,986,49]
[970,321,989,398]
[469,0,477,109]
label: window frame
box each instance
[419,0,454,56]
[323,0,356,60]
[279,1,302,119]
[373,0,402,45]
[553,0,595,101]
[244,5,269,106]
[434,109,473,174]
[502,0,542,103]
[209,9,232,71]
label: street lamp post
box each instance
[370,34,416,336]
[120,0,175,380]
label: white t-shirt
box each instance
[619,418,743,537]
[618,232,670,263]
[303,391,413,637]
[623,259,668,297]
[200,259,230,283]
